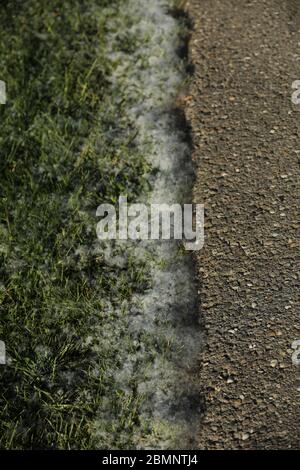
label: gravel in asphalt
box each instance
[186,0,300,449]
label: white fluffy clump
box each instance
[95,0,202,449]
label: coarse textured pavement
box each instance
[185,0,300,449]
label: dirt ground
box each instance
[185,0,300,449]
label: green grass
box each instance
[0,0,152,449]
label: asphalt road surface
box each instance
[186,0,300,449]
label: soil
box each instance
[185,0,300,449]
